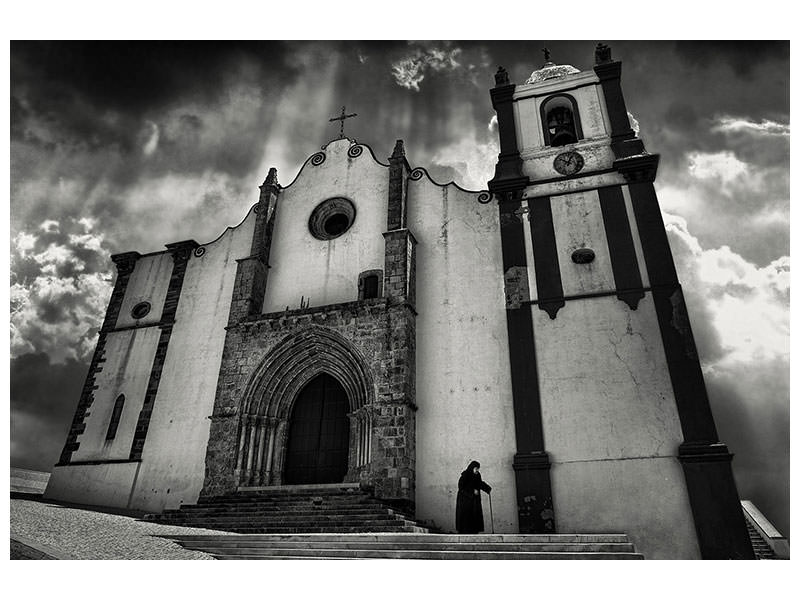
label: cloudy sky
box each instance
[9,40,789,537]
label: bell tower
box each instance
[489,44,754,559]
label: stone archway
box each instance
[234,326,375,487]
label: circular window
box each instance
[309,197,356,240]
[131,301,152,319]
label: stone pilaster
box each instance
[498,196,555,533]
[627,175,753,559]
[387,140,410,231]
[129,239,197,461]
[375,147,419,508]
[228,168,279,326]
[593,44,644,159]
[488,67,529,195]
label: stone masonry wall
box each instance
[202,298,417,507]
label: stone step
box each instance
[163,531,643,559]
[165,533,632,544]
[161,511,393,521]
[238,483,362,493]
[152,520,419,531]
[209,549,643,560]
[188,501,382,511]
[155,512,407,523]
[194,527,428,534]
[171,519,424,529]
[163,501,389,513]
[177,540,635,553]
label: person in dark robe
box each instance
[455,460,492,533]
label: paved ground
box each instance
[10,497,237,560]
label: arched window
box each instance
[106,394,125,440]
[541,94,583,147]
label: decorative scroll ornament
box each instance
[194,246,206,257]
[409,168,425,181]
[310,152,326,166]
[477,191,493,204]
[347,144,363,158]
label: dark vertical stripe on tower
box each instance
[593,59,643,159]
[598,185,644,309]
[499,196,554,534]
[129,240,197,461]
[628,182,716,441]
[628,180,753,559]
[528,196,564,319]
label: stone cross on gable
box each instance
[329,105,358,139]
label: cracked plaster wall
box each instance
[407,180,518,533]
[533,294,699,558]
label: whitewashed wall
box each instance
[46,209,257,512]
[408,178,519,533]
[128,210,256,512]
[263,139,388,313]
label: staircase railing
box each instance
[741,500,789,559]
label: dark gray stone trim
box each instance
[60,459,142,466]
[526,167,618,187]
[527,196,564,319]
[57,252,140,465]
[629,180,753,559]
[489,80,530,194]
[593,60,644,159]
[523,286,653,306]
[498,196,554,534]
[598,185,645,309]
[387,140,409,231]
[129,240,197,461]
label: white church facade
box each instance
[44,44,754,559]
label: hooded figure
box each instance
[455,460,492,534]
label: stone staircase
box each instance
[745,519,776,559]
[143,483,428,534]
[161,532,644,559]
[147,483,643,559]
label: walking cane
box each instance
[487,491,495,534]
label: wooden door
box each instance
[284,373,349,484]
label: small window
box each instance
[363,275,379,299]
[106,394,125,440]
[541,94,583,147]
[358,269,383,300]
[131,301,151,319]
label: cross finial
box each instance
[329,105,358,139]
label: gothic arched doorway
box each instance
[283,373,350,484]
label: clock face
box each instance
[553,151,584,176]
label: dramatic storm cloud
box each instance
[9,41,789,538]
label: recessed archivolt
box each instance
[242,326,374,418]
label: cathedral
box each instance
[44,44,754,559]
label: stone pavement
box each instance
[10,497,237,560]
